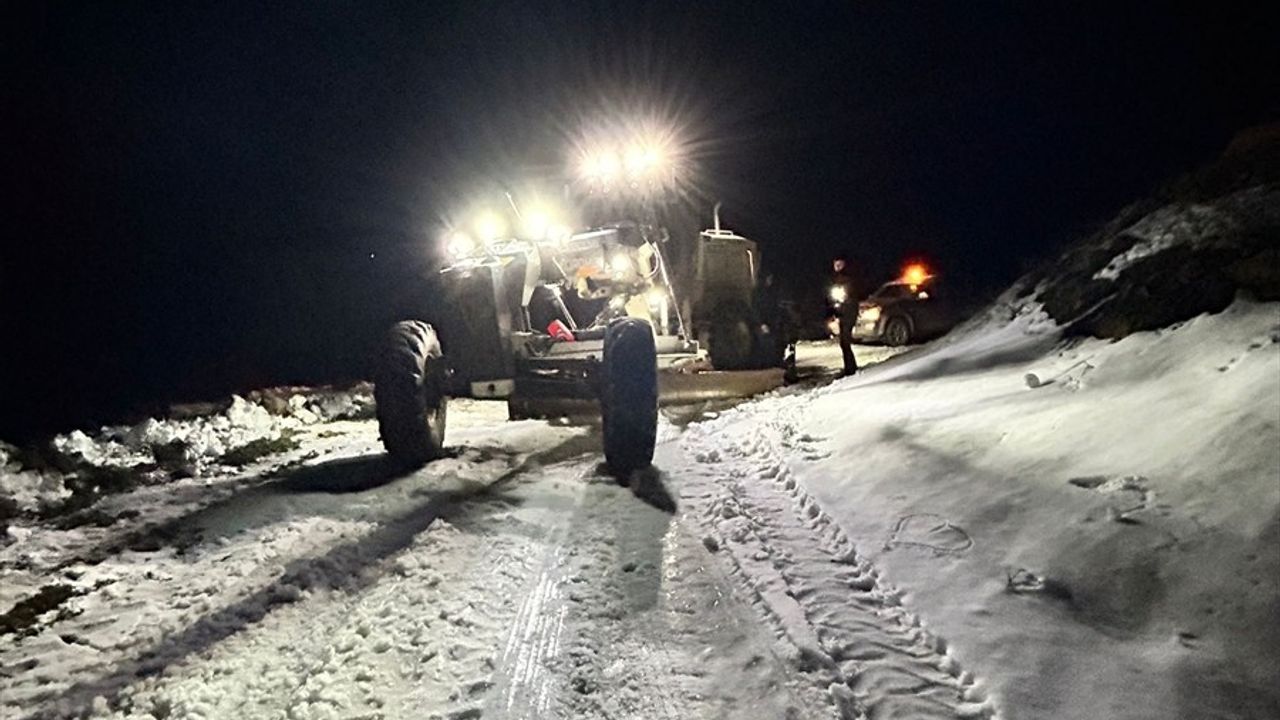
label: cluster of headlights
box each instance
[576,131,677,189]
[444,126,682,259]
[444,207,573,259]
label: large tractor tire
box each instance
[601,317,658,478]
[707,301,755,371]
[375,320,448,467]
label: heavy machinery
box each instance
[669,203,789,372]
[374,129,786,475]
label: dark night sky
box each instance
[2,1,1275,438]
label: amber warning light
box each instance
[901,263,930,286]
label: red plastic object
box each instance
[547,319,575,341]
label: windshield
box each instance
[872,278,934,301]
[872,283,913,300]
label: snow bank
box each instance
[0,445,71,520]
[104,396,282,464]
[708,298,1280,718]
[0,386,375,520]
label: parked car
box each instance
[850,274,955,346]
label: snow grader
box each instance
[374,130,787,476]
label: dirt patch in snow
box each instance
[216,433,302,467]
[0,584,77,637]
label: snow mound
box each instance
[46,395,290,476]
[244,382,376,423]
[0,445,72,522]
[0,385,374,521]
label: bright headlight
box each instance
[829,285,848,304]
[546,223,572,244]
[625,144,663,175]
[860,305,881,321]
[580,151,621,182]
[609,252,632,275]
[576,125,679,188]
[473,211,506,242]
[522,210,550,240]
[446,231,475,258]
[625,145,648,174]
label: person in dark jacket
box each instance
[831,257,861,376]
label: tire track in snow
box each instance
[676,402,997,720]
[486,471,707,720]
[5,430,596,719]
[486,455,823,720]
[488,513,573,719]
[535,478,687,720]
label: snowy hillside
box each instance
[1025,143,1278,341]
[687,297,1279,718]
[676,154,1280,716]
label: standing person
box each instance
[831,257,860,376]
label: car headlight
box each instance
[829,285,847,304]
[859,305,881,322]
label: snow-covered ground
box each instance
[689,298,1280,719]
[2,298,1277,719]
[1,398,834,720]
[793,340,913,378]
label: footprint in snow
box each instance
[1068,474,1153,522]
[1005,568,1074,603]
[1217,331,1279,371]
[884,513,973,555]
[780,427,831,461]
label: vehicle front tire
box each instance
[708,301,755,370]
[883,316,912,347]
[601,317,658,478]
[375,320,448,467]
